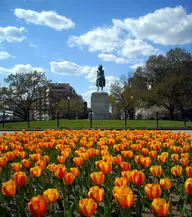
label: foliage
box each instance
[0,71,50,121]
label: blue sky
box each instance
[0,0,192,106]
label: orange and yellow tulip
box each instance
[30,166,43,178]
[180,157,189,166]
[141,157,152,167]
[171,165,182,176]
[1,180,16,197]
[184,178,192,195]
[21,159,31,168]
[171,153,179,162]
[113,154,123,165]
[70,167,80,177]
[47,163,56,172]
[90,171,105,185]
[79,198,97,216]
[131,170,145,185]
[144,183,161,200]
[150,165,163,177]
[11,162,22,172]
[149,150,157,159]
[28,195,47,217]
[43,188,59,203]
[115,177,128,187]
[160,178,172,190]
[88,186,104,203]
[96,161,112,174]
[57,155,66,164]
[113,186,134,208]
[121,171,132,183]
[54,164,66,179]
[120,162,131,171]
[152,198,170,216]
[73,157,83,167]
[63,172,75,184]
[0,156,7,167]
[13,171,27,186]
[186,166,192,178]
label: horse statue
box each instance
[96,65,105,91]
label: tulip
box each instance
[157,153,168,163]
[54,164,66,179]
[63,172,75,184]
[115,177,128,187]
[35,160,46,170]
[171,165,182,176]
[160,178,172,190]
[79,198,97,216]
[30,166,43,178]
[149,150,157,159]
[73,157,83,167]
[6,151,15,161]
[28,195,47,217]
[171,153,179,162]
[47,163,56,172]
[113,186,134,208]
[90,171,105,185]
[152,198,170,216]
[1,180,16,197]
[113,154,123,165]
[141,148,149,156]
[180,157,189,166]
[121,171,132,183]
[88,186,104,203]
[43,188,59,203]
[120,162,131,171]
[11,162,22,172]
[184,178,192,195]
[0,156,7,167]
[186,166,192,178]
[144,183,161,200]
[13,171,27,186]
[21,159,31,168]
[57,155,66,164]
[131,170,145,185]
[96,161,112,174]
[42,155,49,163]
[70,167,80,177]
[150,165,163,177]
[141,157,152,167]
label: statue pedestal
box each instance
[90,92,111,120]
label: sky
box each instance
[0,0,192,107]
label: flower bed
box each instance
[0,129,191,217]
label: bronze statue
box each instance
[96,65,105,91]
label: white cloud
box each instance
[29,43,37,48]
[113,6,192,45]
[50,60,98,77]
[0,64,44,74]
[0,51,14,60]
[130,62,145,70]
[68,26,121,52]
[98,53,128,64]
[0,26,26,43]
[14,8,75,31]
[121,38,159,58]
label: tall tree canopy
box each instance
[133,48,192,119]
[0,71,50,120]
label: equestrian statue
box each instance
[96,65,105,91]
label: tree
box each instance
[133,48,192,120]
[55,98,85,119]
[110,79,139,120]
[0,71,50,120]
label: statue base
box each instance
[90,91,111,120]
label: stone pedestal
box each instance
[91,92,111,120]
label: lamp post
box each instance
[67,96,70,120]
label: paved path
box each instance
[0,130,192,136]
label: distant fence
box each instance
[0,110,191,129]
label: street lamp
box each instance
[67,96,70,120]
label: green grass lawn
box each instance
[0,119,192,129]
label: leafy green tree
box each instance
[0,71,50,120]
[133,48,192,120]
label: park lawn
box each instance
[0,119,192,129]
